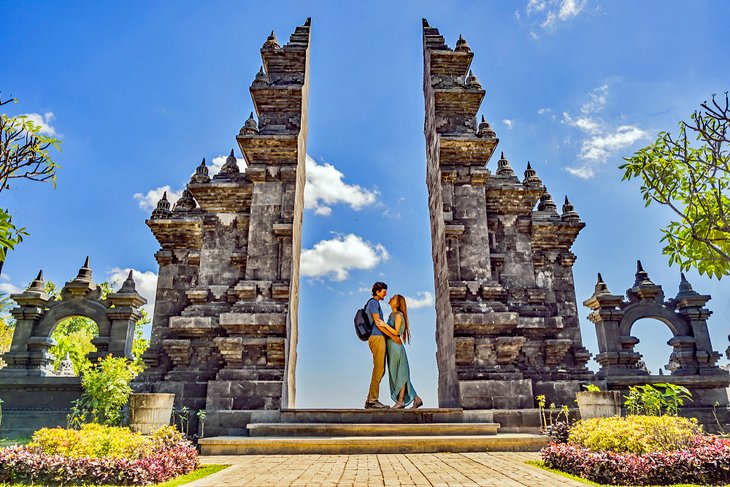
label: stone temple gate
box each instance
[1,19,727,437]
[132,19,597,434]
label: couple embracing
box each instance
[364,281,423,409]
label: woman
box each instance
[380,294,423,409]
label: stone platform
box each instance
[198,433,547,455]
[198,408,548,455]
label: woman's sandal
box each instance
[393,401,406,409]
[411,397,423,409]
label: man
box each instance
[365,281,400,409]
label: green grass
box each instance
[0,463,230,487]
[525,460,730,487]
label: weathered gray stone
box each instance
[133,20,311,433]
[584,265,729,404]
[423,20,592,409]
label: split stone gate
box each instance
[1,18,728,437]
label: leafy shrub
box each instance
[624,383,693,416]
[0,425,197,485]
[568,415,700,454]
[30,423,152,459]
[542,435,730,486]
[68,355,137,427]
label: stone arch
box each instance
[0,259,146,376]
[35,300,111,340]
[584,261,726,380]
[619,302,690,338]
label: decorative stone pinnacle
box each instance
[219,149,240,175]
[27,270,45,292]
[466,70,481,89]
[633,260,654,287]
[304,17,311,26]
[561,195,580,222]
[537,192,558,213]
[422,18,430,28]
[496,152,515,177]
[676,272,698,298]
[263,30,280,49]
[119,270,137,293]
[594,272,610,294]
[190,157,210,184]
[73,256,93,283]
[151,191,173,219]
[241,112,259,135]
[174,188,197,212]
[455,34,470,52]
[477,116,496,138]
[523,161,541,186]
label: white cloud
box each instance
[581,84,609,114]
[209,154,246,177]
[133,185,183,211]
[304,155,378,216]
[537,107,552,115]
[525,0,587,32]
[107,267,158,315]
[565,166,594,179]
[18,112,57,136]
[559,0,585,20]
[502,119,514,130]
[0,282,23,295]
[403,291,434,309]
[560,85,649,179]
[0,273,23,295]
[300,234,389,281]
[579,125,649,162]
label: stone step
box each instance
[247,422,499,437]
[279,408,463,424]
[198,433,548,455]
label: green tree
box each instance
[621,93,730,279]
[0,93,61,272]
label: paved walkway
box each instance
[192,452,587,486]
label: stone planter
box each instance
[576,391,622,419]
[129,393,175,434]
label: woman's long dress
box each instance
[386,311,417,406]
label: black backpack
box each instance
[354,298,376,341]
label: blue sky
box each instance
[2,1,729,408]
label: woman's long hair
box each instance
[392,294,410,344]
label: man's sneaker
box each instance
[364,400,390,409]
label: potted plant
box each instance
[575,384,622,419]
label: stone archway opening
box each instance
[628,318,676,376]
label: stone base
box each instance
[0,376,82,437]
[459,379,534,409]
[205,409,281,437]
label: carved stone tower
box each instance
[135,19,311,434]
[422,20,592,409]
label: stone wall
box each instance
[422,20,593,409]
[134,19,311,435]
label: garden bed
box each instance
[0,425,199,486]
[540,415,730,486]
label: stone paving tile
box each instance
[193,452,586,486]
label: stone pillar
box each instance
[134,20,310,435]
[423,19,592,408]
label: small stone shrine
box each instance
[0,260,146,435]
[584,262,730,406]
[422,20,593,409]
[133,19,311,434]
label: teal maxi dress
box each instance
[386,311,417,406]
